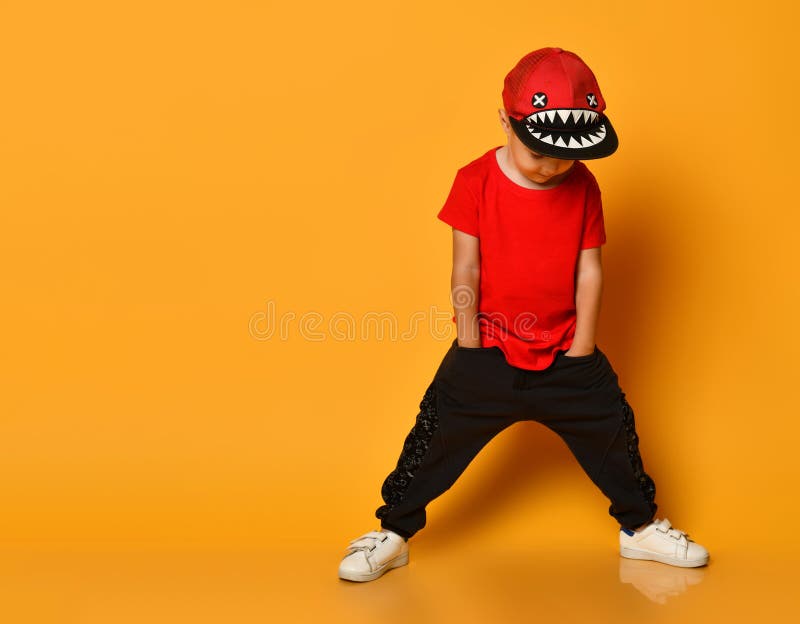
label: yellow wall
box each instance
[1,0,797,563]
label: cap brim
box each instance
[509,113,619,160]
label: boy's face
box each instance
[498,108,576,185]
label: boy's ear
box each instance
[498,108,511,135]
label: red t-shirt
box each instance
[437,145,607,371]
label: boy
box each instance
[338,47,709,583]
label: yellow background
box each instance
[1,0,798,622]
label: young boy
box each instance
[338,47,709,583]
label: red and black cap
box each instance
[502,47,619,160]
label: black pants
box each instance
[375,338,658,539]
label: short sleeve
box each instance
[580,178,607,249]
[437,169,479,237]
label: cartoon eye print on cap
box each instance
[532,92,548,108]
[586,93,598,108]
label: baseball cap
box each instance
[502,47,619,159]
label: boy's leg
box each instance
[375,339,523,540]
[516,347,658,531]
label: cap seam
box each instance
[557,52,576,104]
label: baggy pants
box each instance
[375,338,658,539]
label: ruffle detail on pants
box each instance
[619,392,657,516]
[375,381,439,520]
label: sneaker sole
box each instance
[338,550,409,582]
[620,546,709,568]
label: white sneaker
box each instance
[620,518,709,568]
[338,529,409,582]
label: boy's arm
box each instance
[450,228,481,348]
[570,246,603,356]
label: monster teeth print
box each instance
[528,124,607,148]
[527,109,601,127]
[523,108,607,149]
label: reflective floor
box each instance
[0,541,794,623]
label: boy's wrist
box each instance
[566,341,595,356]
[457,339,482,348]
[454,309,481,347]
